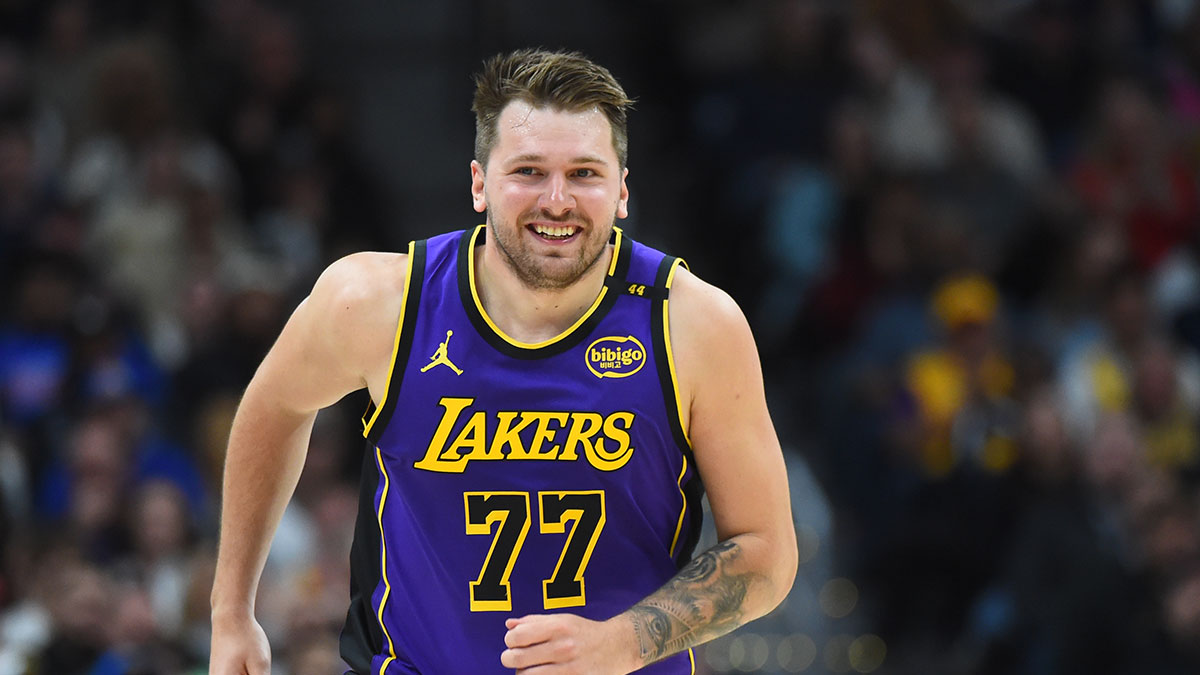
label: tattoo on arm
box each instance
[626,539,764,664]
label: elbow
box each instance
[763,526,801,610]
[771,527,799,609]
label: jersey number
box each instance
[464,490,606,612]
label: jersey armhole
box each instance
[651,255,692,451]
[650,255,706,565]
[362,239,428,444]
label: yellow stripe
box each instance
[606,226,624,275]
[662,258,691,446]
[363,241,417,438]
[468,225,622,349]
[689,647,696,673]
[666,257,693,560]
[669,455,688,557]
[374,446,398,674]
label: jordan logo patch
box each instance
[421,330,463,375]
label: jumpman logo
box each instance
[420,330,463,375]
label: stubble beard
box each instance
[487,206,615,291]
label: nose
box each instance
[538,172,575,215]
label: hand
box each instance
[210,611,271,675]
[500,613,638,674]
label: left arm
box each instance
[502,268,798,673]
[621,267,798,663]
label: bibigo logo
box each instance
[586,335,646,379]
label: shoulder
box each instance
[306,251,410,324]
[667,266,752,352]
[312,251,409,302]
[241,250,413,411]
[666,267,761,419]
[302,251,411,369]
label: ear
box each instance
[616,166,630,219]
[470,160,487,213]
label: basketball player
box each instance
[210,49,797,674]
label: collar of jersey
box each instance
[457,223,628,359]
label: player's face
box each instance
[471,101,629,290]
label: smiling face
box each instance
[471,100,629,290]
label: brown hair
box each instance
[472,48,634,169]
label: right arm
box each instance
[209,252,407,675]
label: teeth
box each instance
[534,225,575,238]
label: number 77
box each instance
[464,490,606,612]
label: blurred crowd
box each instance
[677,0,1200,672]
[0,0,385,673]
[1,0,1200,674]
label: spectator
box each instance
[899,273,1018,478]
[1069,77,1199,272]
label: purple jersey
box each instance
[339,226,704,674]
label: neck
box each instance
[474,236,612,343]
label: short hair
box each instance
[471,48,634,169]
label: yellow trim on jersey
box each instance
[467,224,624,349]
[663,258,691,446]
[373,446,398,675]
[689,647,696,673]
[606,226,624,276]
[363,241,417,438]
[669,455,689,558]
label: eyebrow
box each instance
[506,153,611,166]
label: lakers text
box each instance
[414,397,636,473]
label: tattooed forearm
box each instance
[626,539,766,664]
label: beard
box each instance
[487,205,615,290]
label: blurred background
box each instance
[2,0,1200,673]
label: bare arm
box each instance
[622,267,797,664]
[501,267,797,673]
[209,252,406,674]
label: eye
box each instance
[515,167,538,176]
[574,168,596,178]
